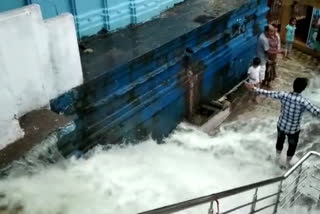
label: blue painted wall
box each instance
[0,0,27,11]
[31,0,72,18]
[0,0,184,38]
[51,0,269,156]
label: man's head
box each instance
[293,77,309,93]
[265,25,275,37]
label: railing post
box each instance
[273,180,283,214]
[291,164,303,205]
[208,201,214,214]
[250,188,258,213]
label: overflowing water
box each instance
[0,63,319,213]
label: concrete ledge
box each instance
[0,109,71,170]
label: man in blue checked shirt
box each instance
[245,78,320,167]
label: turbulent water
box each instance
[0,69,320,213]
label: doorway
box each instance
[294,5,313,44]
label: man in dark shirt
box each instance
[246,78,320,167]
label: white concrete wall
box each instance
[0,5,83,149]
[45,14,83,98]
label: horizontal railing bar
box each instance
[220,192,279,214]
[281,181,307,202]
[281,192,301,209]
[284,152,320,178]
[282,169,309,192]
[288,192,303,208]
[311,174,320,182]
[220,201,253,214]
[309,184,320,192]
[280,184,305,207]
[252,202,277,213]
[138,177,282,214]
[256,192,279,203]
[138,152,320,214]
[280,175,308,201]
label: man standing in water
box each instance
[246,78,320,168]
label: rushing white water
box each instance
[0,77,319,213]
[0,120,282,214]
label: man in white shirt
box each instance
[256,25,274,86]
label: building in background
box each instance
[276,0,320,57]
[307,7,320,51]
[0,0,184,38]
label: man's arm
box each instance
[268,48,285,55]
[254,88,283,99]
[304,100,320,116]
[245,83,283,99]
[263,38,269,54]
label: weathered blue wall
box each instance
[0,0,184,38]
[0,0,27,11]
[51,0,269,156]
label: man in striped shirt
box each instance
[246,78,320,167]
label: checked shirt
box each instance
[254,88,320,134]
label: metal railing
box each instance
[138,151,320,214]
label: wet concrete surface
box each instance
[0,110,70,170]
[80,0,249,81]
